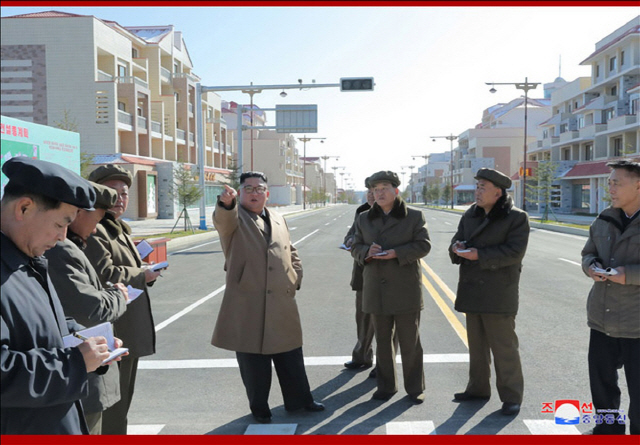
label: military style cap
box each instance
[475,168,512,189]
[364,176,372,189]
[91,181,118,210]
[368,170,401,188]
[88,164,133,187]
[2,157,96,210]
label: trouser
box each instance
[588,329,640,435]
[351,289,375,365]
[236,347,314,418]
[102,356,139,435]
[84,412,102,435]
[372,311,424,396]
[465,313,523,404]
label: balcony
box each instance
[189,132,195,144]
[176,128,186,143]
[97,70,112,81]
[115,76,149,90]
[161,67,172,84]
[188,103,194,114]
[117,110,133,127]
[607,114,637,131]
[559,131,580,143]
[151,120,162,137]
[137,115,147,130]
[132,57,148,73]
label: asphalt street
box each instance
[125,204,629,436]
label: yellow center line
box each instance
[421,260,457,304]
[420,259,468,349]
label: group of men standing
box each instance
[1,158,160,434]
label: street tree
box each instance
[526,160,559,222]
[172,163,203,233]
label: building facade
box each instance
[1,11,234,220]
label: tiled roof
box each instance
[3,10,88,18]
[580,25,640,65]
[564,160,612,178]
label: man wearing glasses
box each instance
[211,172,324,424]
[351,170,431,404]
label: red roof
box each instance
[4,10,88,19]
[120,155,159,166]
[564,160,611,178]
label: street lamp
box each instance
[431,134,458,209]
[319,155,339,206]
[401,165,415,203]
[486,78,540,211]
[332,166,345,204]
[298,135,326,210]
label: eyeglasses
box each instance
[242,185,267,194]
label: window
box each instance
[560,123,568,133]
[595,64,600,77]
[174,92,180,102]
[117,101,126,112]
[613,138,623,157]
[611,86,617,96]
[631,98,638,116]
[543,129,549,139]
[621,51,625,66]
[602,108,615,123]
[562,148,570,161]
[584,144,593,161]
[572,184,590,209]
[132,48,138,58]
[609,56,617,72]
[578,116,584,129]
[174,63,179,73]
[118,64,127,78]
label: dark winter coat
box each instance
[449,195,530,315]
[352,198,431,315]
[344,202,372,291]
[581,207,640,338]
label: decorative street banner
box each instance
[1,115,81,196]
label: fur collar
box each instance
[367,197,408,220]
[472,194,514,221]
[67,229,87,250]
[100,211,132,237]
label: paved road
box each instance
[126,205,629,435]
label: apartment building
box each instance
[1,11,233,220]
[530,16,639,214]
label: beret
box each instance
[88,164,133,187]
[90,181,118,210]
[475,168,512,189]
[368,170,400,188]
[2,157,95,210]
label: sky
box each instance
[1,3,638,191]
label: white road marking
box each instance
[523,419,581,435]
[325,222,331,225]
[534,229,587,240]
[444,221,452,225]
[127,424,165,435]
[290,227,298,230]
[154,285,226,332]
[293,229,319,246]
[138,354,469,370]
[559,258,581,266]
[387,421,436,435]
[245,424,297,435]
[169,239,219,255]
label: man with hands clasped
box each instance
[581,159,640,435]
[351,170,431,404]
[449,168,529,417]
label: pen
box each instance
[106,281,114,287]
[73,332,89,341]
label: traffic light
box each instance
[340,77,374,92]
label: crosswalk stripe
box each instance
[138,354,469,370]
[387,420,436,434]
[245,423,297,435]
[127,424,165,435]
[523,419,581,434]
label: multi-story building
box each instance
[222,100,306,205]
[1,11,234,220]
[417,152,450,204]
[530,16,639,214]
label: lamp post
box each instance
[332,166,345,204]
[319,155,339,206]
[298,135,326,210]
[431,134,458,209]
[401,165,415,203]
[485,78,540,211]
[412,154,430,204]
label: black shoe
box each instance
[368,367,377,379]
[409,393,425,404]
[372,390,396,401]
[453,392,490,402]
[501,402,521,416]
[252,413,272,423]
[304,401,325,412]
[344,361,372,370]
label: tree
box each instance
[526,160,558,222]
[427,184,441,206]
[171,163,203,233]
[226,157,241,191]
[443,183,452,207]
[53,108,94,178]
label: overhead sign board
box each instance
[275,105,317,133]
